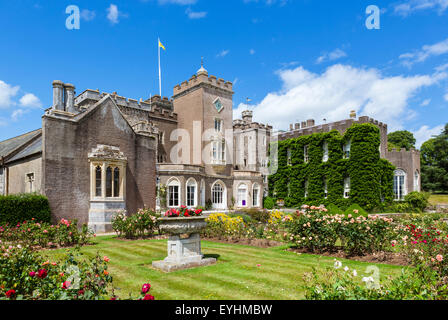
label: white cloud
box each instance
[81,9,96,21]
[19,93,42,108]
[400,37,448,67]
[0,80,19,108]
[233,64,441,132]
[106,4,127,24]
[414,124,444,148]
[11,109,30,122]
[316,49,347,64]
[216,49,230,58]
[444,92,448,101]
[394,0,448,16]
[250,49,256,55]
[420,98,431,106]
[185,8,207,19]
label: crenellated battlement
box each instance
[387,148,420,155]
[74,89,177,121]
[173,73,233,97]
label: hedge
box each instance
[268,123,395,212]
[0,194,51,224]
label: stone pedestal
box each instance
[152,217,216,272]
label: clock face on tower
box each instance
[214,98,223,112]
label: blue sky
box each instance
[0,0,447,147]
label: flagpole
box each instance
[158,37,162,97]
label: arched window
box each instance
[113,167,120,197]
[95,166,102,197]
[414,170,420,192]
[237,183,248,207]
[252,184,260,207]
[394,169,407,200]
[168,178,180,207]
[212,181,226,209]
[106,167,113,198]
[186,178,197,207]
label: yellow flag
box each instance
[158,39,165,51]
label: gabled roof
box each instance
[0,129,42,159]
[7,135,42,163]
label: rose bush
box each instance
[0,218,92,249]
[112,209,160,239]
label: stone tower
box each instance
[172,63,234,176]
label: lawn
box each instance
[429,194,448,205]
[42,236,404,300]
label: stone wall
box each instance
[386,148,421,194]
[6,155,42,194]
[42,97,157,225]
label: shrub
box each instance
[0,194,51,224]
[0,246,113,300]
[344,204,368,217]
[304,260,448,300]
[203,213,251,238]
[112,209,160,239]
[263,197,275,209]
[242,208,270,223]
[327,203,344,215]
[205,199,213,211]
[404,191,430,213]
[0,218,92,249]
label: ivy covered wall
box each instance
[268,123,395,211]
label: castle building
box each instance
[275,111,421,202]
[0,65,420,230]
[0,65,271,232]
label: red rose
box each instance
[29,271,36,277]
[143,294,155,300]
[141,283,151,294]
[5,289,15,298]
[37,269,48,279]
[62,281,71,289]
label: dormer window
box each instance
[214,98,223,112]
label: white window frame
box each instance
[237,183,248,207]
[26,172,35,193]
[344,177,350,199]
[186,178,198,208]
[304,145,309,163]
[322,141,329,162]
[214,118,223,133]
[287,149,292,166]
[168,178,181,208]
[324,178,328,199]
[343,140,351,159]
[252,183,260,207]
[414,170,420,192]
[304,179,309,198]
[212,181,227,209]
[394,169,407,201]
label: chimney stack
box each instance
[64,83,76,113]
[294,123,300,130]
[301,121,307,128]
[350,110,356,119]
[306,119,315,127]
[289,124,294,131]
[52,80,64,111]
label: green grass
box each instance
[42,236,404,300]
[429,194,448,205]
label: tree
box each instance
[387,130,416,151]
[421,125,448,192]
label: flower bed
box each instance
[0,244,155,300]
[0,218,92,249]
[164,206,203,218]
